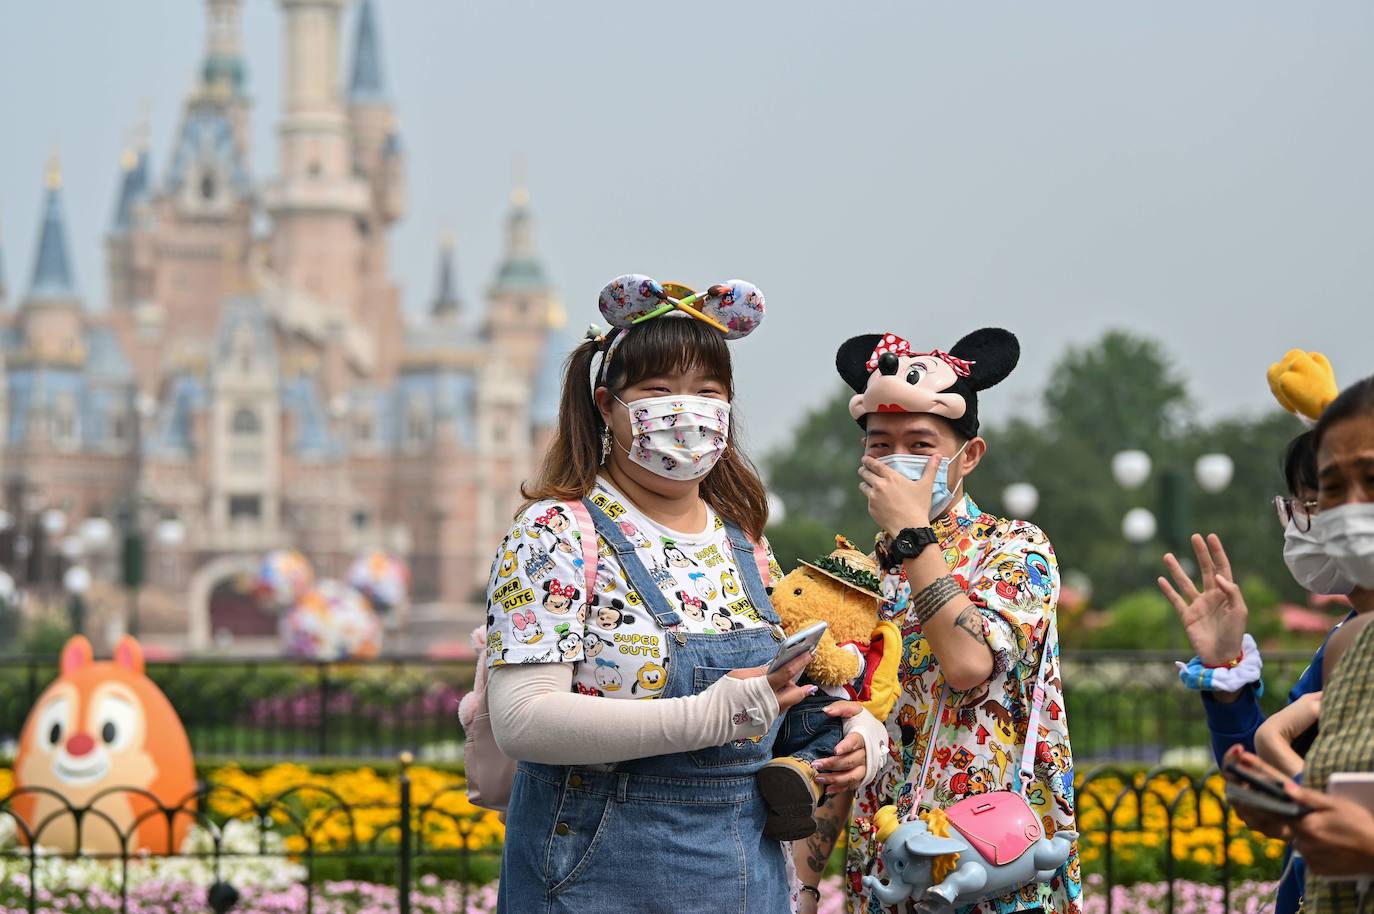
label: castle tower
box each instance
[431,232,461,319]
[483,178,561,380]
[0,205,8,310]
[264,0,369,323]
[106,128,153,310]
[20,155,85,365]
[200,0,252,158]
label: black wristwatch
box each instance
[889,526,938,562]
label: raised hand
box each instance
[1157,533,1248,667]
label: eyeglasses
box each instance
[1273,495,1319,532]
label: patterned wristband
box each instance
[1176,633,1264,695]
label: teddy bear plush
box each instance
[771,535,902,722]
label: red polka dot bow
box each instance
[547,580,577,599]
[865,334,975,377]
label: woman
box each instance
[485,277,883,914]
[1226,374,1374,914]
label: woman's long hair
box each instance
[521,317,770,542]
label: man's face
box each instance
[862,413,962,460]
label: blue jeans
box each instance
[774,688,844,765]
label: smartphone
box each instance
[766,621,829,675]
[1224,782,1309,818]
[1223,756,1293,801]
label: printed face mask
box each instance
[876,441,969,518]
[1283,518,1356,595]
[1313,502,1374,591]
[614,394,730,481]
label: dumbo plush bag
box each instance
[863,619,1078,914]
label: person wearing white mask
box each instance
[1223,373,1374,914]
[798,329,1081,914]
[1158,348,1344,914]
[482,276,884,914]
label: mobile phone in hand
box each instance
[1224,782,1310,818]
[766,621,828,676]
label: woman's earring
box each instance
[600,427,612,464]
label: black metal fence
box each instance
[0,651,1318,763]
[0,755,500,914]
[0,765,1294,914]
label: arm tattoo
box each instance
[953,605,988,644]
[913,574,964,625]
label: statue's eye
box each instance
[906,367,923,385]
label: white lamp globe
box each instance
[1002,483,1039,518]
[155,517,187,547]
[766,491,787,524]
[1122,508,1158,544]
[0,570,15,601]
[63,565,92,595]
[0,511,12,532]
[1195,454,1235,495]
[59,535,85,559]
[1111,450,1153,490]
[79,516,115,549]
[41,508,68,537]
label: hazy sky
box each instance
[1,1,1370,453]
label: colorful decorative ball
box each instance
[255,550,314,609]
[347,549,410,610]
[280,579,382,660]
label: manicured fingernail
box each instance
[804,685,819,695]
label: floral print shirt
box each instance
[845,494,1081,914]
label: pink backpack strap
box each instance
[752,540,773,587]
[564,499,599,603]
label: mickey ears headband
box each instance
[597,274,766,341]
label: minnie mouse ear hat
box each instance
[835,328,1020,439]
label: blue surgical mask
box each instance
[876,441,969,517]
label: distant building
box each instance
[0,0,566,651]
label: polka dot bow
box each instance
[866,333,975,376]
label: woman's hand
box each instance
[858,455,934,537]
[812,701,884,794]
[1255,692,1321,778]
[1221,748,1303,840]
[728,652,814,714]
[1286,783,1374,877]
[1157,533,1249,667]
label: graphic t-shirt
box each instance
[484,477,782,700]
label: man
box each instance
[795,329,1080,914]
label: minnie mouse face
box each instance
[530,505,571,536]
[542,579,581,615]
[674,590,706,622]
[836,329,1020,436]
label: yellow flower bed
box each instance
[205,764,504,854]
[1075,771,1285,874]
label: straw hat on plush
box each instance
[798,536,883,606]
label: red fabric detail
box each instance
[944,791,1040,866]
[547,579,576,599]
[877,403,906,412]
[866,335,912,371]
[838,633,888,703]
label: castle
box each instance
[0,0,565,651]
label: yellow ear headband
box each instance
[1267,349,1338,426]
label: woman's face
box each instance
[595,366,729,495]
[1317,414,1374,511]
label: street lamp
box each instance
[1002,483,1040,518]
[1194,453,1235,495]
[1111,450,1153,491]
[79,517,114,550]
[1122,508,1158,544]
[765,491,787,524]
[63,564,91,636]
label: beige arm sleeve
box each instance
[487,662,782,765]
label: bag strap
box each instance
[752,540,772,588]
[564,500,600,609]
[906,611,1059,816]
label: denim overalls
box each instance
[497,498,792,914]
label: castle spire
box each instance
[349,0,387,103]
[202,0,246,96]
[28,152,78,302]
[431,231,461,318]
[491,164,548,294]
[110,124,152,233]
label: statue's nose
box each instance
[878,352,899,376]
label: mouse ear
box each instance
[699,280,765,339]
[836,334,886,393]
[599,274,667,328]
[950,328,1019,391]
